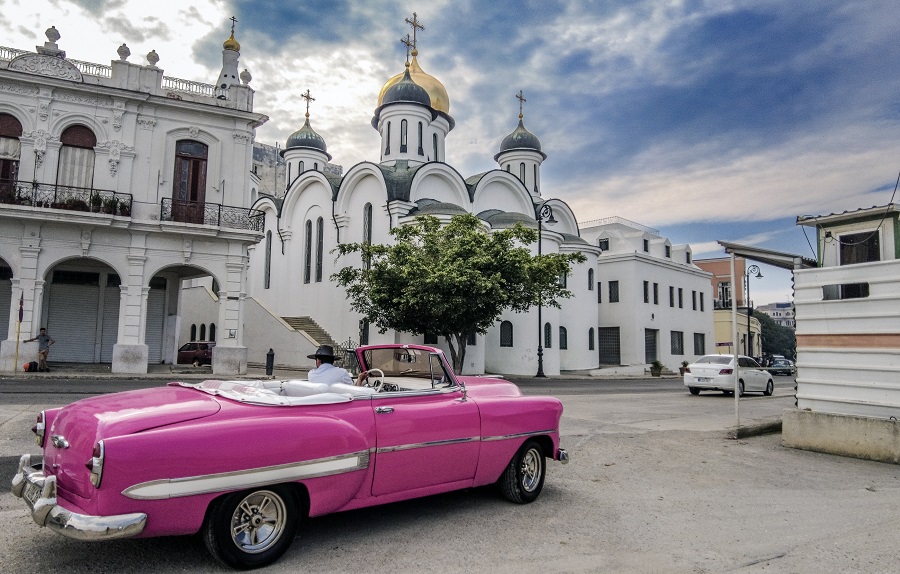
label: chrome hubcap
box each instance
[520,447,543,492]
[230,490,287,554]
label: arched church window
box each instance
[199,324,207,341]
[299,161,304,173]
[400,120,408,152]
[190,324,197,341]
[417,122,424,156]
[58,124,97,190]
[209,323,216,342]
[385,122,391,155]
[363,203,373,270]
[0,113,23,200]
[304,220,312,283]
[505,164,510,172]
[544,322,552,348]
[172,139,208,224]
[500,321,513,347]
[559,326,568,350]
[286,163,291,187]
[264,230,272,289]
[432,133,438,162]
[519,162,525,183]
[315,217,324,282]
[533,164,539,192]
[588,268,594,290]
[589,328,595,351]
[314,162,318,171]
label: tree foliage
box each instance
[332,213,586,373]
[753,310,796,359]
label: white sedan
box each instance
[683,355,774,396]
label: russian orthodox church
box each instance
[238,18,601,376]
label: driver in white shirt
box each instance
[306,345,369,386]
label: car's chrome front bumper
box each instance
[11,454,147,541]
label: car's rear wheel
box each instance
[738,381,745,397]
[500,439,545,504]
[764,380,774,396]
[688,387,700,395]
[203,485,300,570]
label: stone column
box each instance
[0,240,42,372]
[111,250,149,373]
[212,260,248,375]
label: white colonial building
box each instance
[0,25,267,374]
[580,217,715,374]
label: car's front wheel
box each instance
[738,380,745,397]
[500,439,545,504]
[764,380,774,396]
[203,485,300,570]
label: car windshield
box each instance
[360,347,455,389]
[694,355,732,365]
[773,360,789,366]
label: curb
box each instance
[729,418,782,439]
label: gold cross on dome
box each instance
[405,12,424,48]
[516,90,526,118]
[401,34,413,64]
[301,89,315,118]
[229,16,238,34]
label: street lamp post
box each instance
[535,202,556,377]
[746,264,762,357]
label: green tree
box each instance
[332,213,586,373]
[753,310,796,359]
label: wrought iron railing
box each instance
[160,198,264,232]
[0,180,132,216]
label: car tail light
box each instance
[719,368,733,375]
[32,411,46,447]
[85,441,105,487]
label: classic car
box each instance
[12,344,568,570]
[176,341,215,366]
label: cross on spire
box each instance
[516,90,526,119]
[405,12,424,49]
[301,89,315,119]
[229,16,238,34]
[400,34,413,65]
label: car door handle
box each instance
[375,406,394,414]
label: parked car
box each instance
[12,344,568,570]
[176,341,214,366]
[683,354,774,396]
[767,359,796,376]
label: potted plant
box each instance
[102,196,118,214]
[71,198,89,212]
[90,194,102,212]
[650,360,664,377]
[679,360,689,375]
[118,201,131,217]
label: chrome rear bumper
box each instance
[557,448,569,464]
[11,454,147,541]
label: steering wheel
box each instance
[364,368,385,392]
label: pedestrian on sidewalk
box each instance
[24,327,55,372]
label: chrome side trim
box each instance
[50,435,69,449]
[375,436,479,454]
[481,428,557,442]
[122,450,370,500]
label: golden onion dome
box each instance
[223,32,240,52]
[378,50,450,114]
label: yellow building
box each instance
[712,309,761,358]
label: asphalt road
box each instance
[6,375,895,574]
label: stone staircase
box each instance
[281,316,337,348]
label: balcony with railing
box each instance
[0,180,132,216]
[160,198,264,232]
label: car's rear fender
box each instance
[92,406,375,536]
[472,396,563,485]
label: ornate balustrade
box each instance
[160,198,264,232]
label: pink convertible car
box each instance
[12,344,568,569]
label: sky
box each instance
[4,0,900,305]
